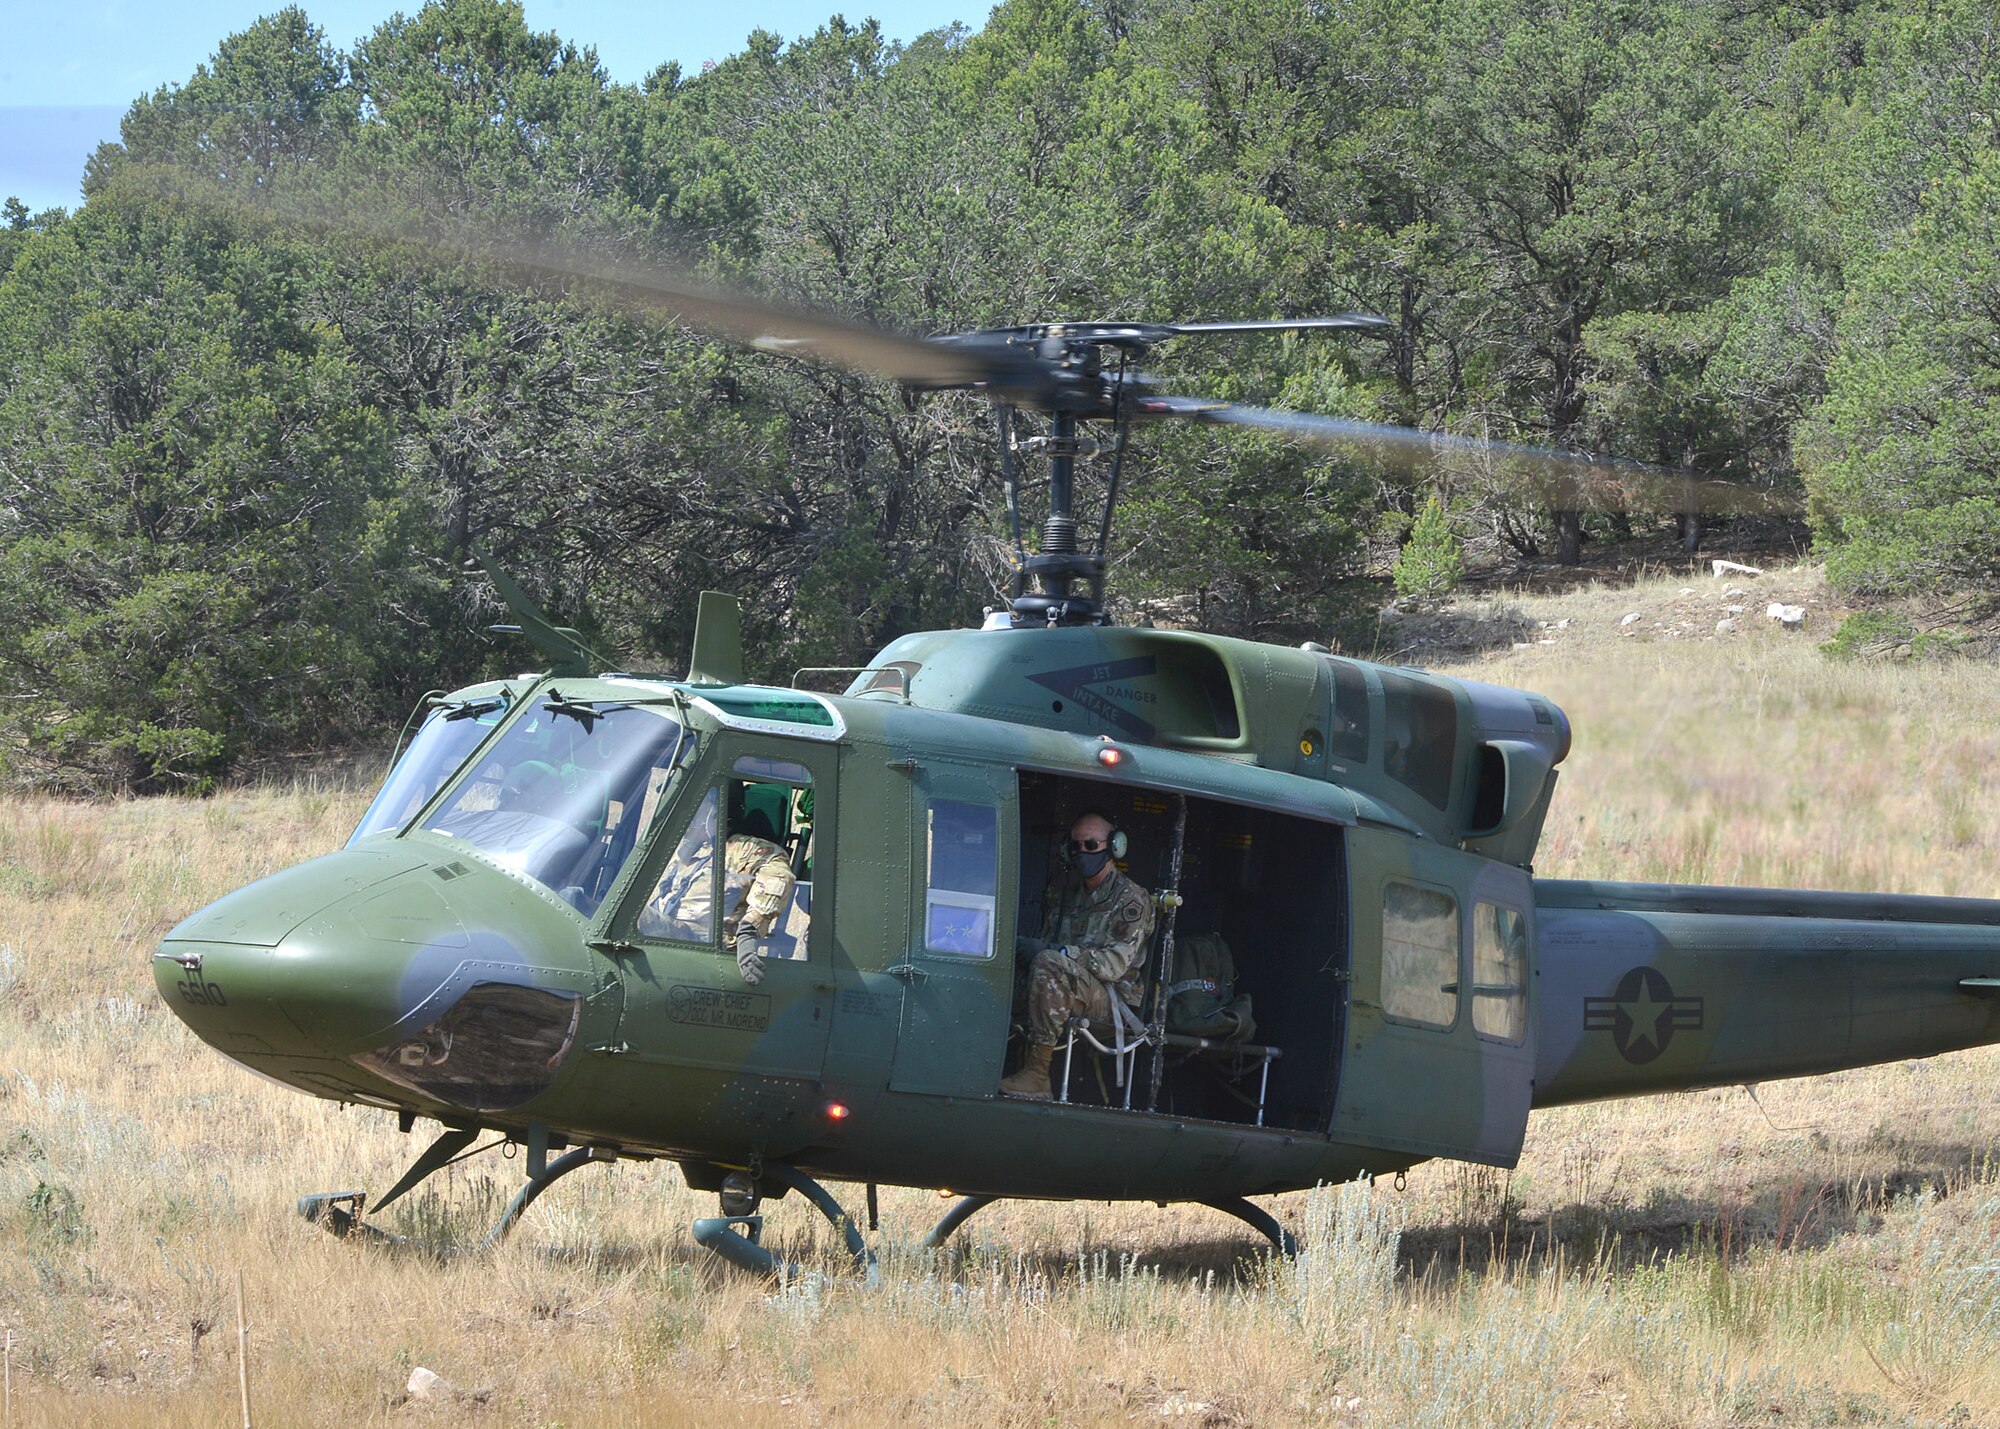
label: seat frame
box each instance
[1057,990,1283,1125]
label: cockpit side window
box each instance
[634,763,815,961]
[636,788,720,942]
[924,800,999,957]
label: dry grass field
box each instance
[4,564,2000,1426]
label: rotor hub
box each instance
[931,313,1394,629]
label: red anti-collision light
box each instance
[824,1100,851,1122]
[1097,747,1125,767]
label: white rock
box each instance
[1712,559,1764,578]
[408,1367,454,1402]
[1679,587,1695,595]
[1555,617,1572,629]
[1725,605,1745,614]
[1620,612,1643,626]
[1716,618,1738,634]
[1765,602,1807,627]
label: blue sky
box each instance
[1,2,984,215]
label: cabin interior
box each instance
[1014,772,1349,1134]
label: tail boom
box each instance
[1531,880,2000,1108]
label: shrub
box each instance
[1394,496,1465,605]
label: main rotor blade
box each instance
[1151,399,1798,515]
[933,314,1392,352]
[1161,315,1392,337]
[483,247,1011,389]
[112,164,1020,390]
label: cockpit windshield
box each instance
[417,698,689,916]
[349,695,512,845]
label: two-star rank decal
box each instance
[1025,656,1158,740]
[1583,965,1703,1065]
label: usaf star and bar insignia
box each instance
[1583,965,1704,1065]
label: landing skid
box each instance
[921,1192,1299,1257]
[302,1132,1297,1268]
[298,1130,615,1252]
[692,1165,879,1286]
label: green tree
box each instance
[1791,0,2000,606]
[1393,495,1464,605]
[1800,149,2000,599]
[1426,0,1760,562]
[97,7,354,190]
[0,199,401,789]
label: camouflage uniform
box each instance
[720,835,795,939]
[638,822,794,943]
[1022,867,1156,1046]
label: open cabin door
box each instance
[1331,827,1535,1166]
[887,759,1016,1096]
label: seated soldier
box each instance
[999,811,1156,1100]
[719,832,795,984]
[637,791,795,986]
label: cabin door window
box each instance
[925,801,1000,958]
[1471,902,1528,1044]
[1380,879,1461,1029]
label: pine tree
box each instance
[1393,496,1463,606]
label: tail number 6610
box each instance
[177,978,228,1008]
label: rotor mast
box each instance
[980,316,1388,630]
[1011,406,1109,627]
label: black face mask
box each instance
[1073,846,1112,880]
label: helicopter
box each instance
[153,259,2000,1280]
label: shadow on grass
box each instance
[1403,1138,1998,1281]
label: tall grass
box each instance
[3,567,2000,1424]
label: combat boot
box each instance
[998,1042,1056,1100]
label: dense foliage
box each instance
[1,0,1994,789]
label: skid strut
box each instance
[298,1130,615,1250]
[1198,1196,1299,1256]
[919,1192,1297,1257]
[920,1194,999,1249]
[692,1165,878,1284]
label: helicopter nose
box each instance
[161,847,599,1113]
[153,941,285,1054]
[157,846,432,1057]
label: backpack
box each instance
[1165,932,1256,1042]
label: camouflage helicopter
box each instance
[154,263,2000,1278]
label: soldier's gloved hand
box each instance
[734,927,765,986]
